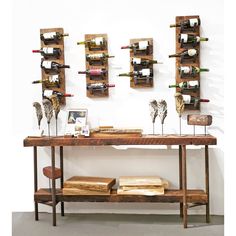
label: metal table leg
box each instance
[60,146,64,216]
[51,146,56,226]
[34,146,39,221]
[181,145,188,228]
[179,145,183,218]
[205,145,210,223]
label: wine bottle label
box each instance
[43,47,54,54]
[189,18,199,27]
[138,41,148,50]
[43,32,56,39]
[87,53,103,59]
[181,66,191,74]
[42,61,52,69]
[95,37,104,46]
[187,49,197,56]
[133,58,141,64]
[188,81,199,87]
[49,75,59,83]
[90,69,103,75]
[141,68,151,76]
[196,36,201,42]
[182,95,191,104]
[180,34,188,43]
[44,90,53,97]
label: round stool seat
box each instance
[43,166,61,179]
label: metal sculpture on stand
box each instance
[175,92,185,135]
[149,99,158,135]
[42,99,53,137]
[157,100,167,135]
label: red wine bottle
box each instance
[170,18,200,32]
[32,47,61,59]
[40,32,69,45]
[78,69,107,77]
[43,89,73,98]
[121,40,151,55]
[182,94,209,108]
[41,60,70,73]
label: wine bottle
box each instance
[32,74,60,88]
[182,94,209,108]
[43,89,73,99]
[87,83,115,90]
[169,81,199,90]
[40,32,69,45]
[121,41,151,55]
[169,49,198,63]
[170,18,200,32]
[41,60,70,73]
[77,37,106,50]
[86,53,114,65]
[32,47,61,59]
[119,68,153,77]
[179,66,209,78]
[131,57,161,66]
[78,69,107,78]
[179,34,208,43]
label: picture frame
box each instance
[65,108,88,135]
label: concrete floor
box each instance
[12,212,224,236]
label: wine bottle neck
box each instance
[77,41,86,45]
[200,68,209,72]
[199,99,210,103]
[118,73,132,77]
[200,37,209,42]
[32,80,42,84]
[78,71,86,74]
[121,45,130,49]
[169,84,178,88]
[32,50,41,53]
[169,54,180,58]
[170,23,180,28]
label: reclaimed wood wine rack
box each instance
[175,16,200,111]
[130,38,154,88]
[40,28,67,105]
[84,34,110,98]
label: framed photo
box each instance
[65,109,88,135]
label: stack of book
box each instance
[117,176,169,196]
[63,176,116,195]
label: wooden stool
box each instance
[43,166,61,191]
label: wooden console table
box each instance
[23,134,217,228]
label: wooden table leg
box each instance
[33,146,39,221]
[205,145,210,223]
[181,145,187,228]
[51,146,57,226]
[60,146,64,216]
[179,145,183,218]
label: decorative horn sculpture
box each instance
[33,102,43,130]
[175,92,185,136]
[42,99,53,137]
[50,95,60,136]
[149,99,158,135]
[157,99,167,135]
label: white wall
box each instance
[12,0,224,214]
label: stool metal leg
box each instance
[60,146,64,216]
[34,146,39,221]
[51,146,57,226]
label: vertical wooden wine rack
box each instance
[130,38,154,88]
[85,34,109,98]
[40,27,67,105]
[175,16,200,110]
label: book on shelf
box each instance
[63,176,116,192]
[119,176,166,187]
[62,188,111,195]
[117,186,165,196]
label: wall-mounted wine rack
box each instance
[84,34,110,98]
[175,16,201,110]
[130,38,154,88]
[40,27,67,105]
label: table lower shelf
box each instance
[35,188,207,203]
